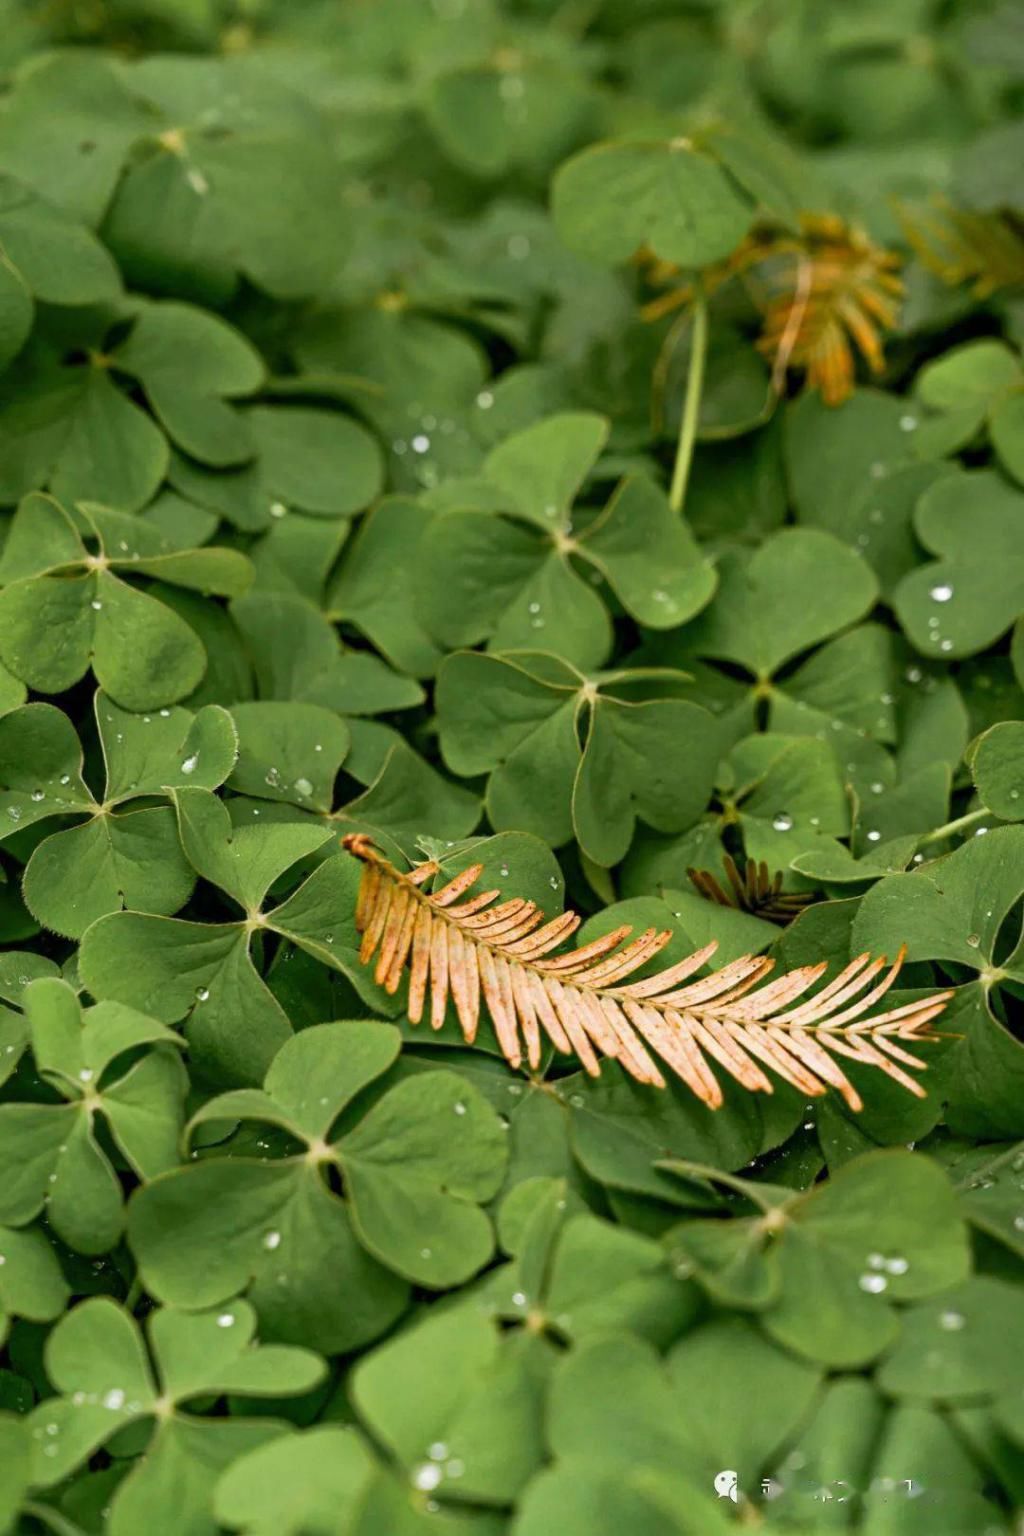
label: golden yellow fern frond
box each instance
[898,200,1024,298]
[343,835,952,1113]
[639,214,904,407]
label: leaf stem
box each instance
[668,286,708,516]
[915,807,989,850]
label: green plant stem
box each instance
[916,806,990,849]
[668,288,708,516]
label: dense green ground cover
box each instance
[0,1,1023,1532]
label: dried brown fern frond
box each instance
[898,200,1024,298]
[639,213,904,406]
[687,855,817,927]
[343,834,952,1113]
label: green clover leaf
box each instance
[351,1301,545,1508]
[0,1224,70,1346]
[853,824,1024,1137]
[969,721,1024,820]
[230,592,424,715]
[436,650,720,866]
[0,496,252,708]
[680,527,879,681]
[663,1150,970,1366]
[476,1176,695,1350]
[0,978,186,1253]
[26,1296,323,1536]
[78,788,388,1084]
[127,1021,507,1345]
[0,692,236,936]
[913,339,1024,484]
[893,470,1024,659]
[327,498,445,679]
[551,136,754,270]
[111,301,265,467]
[213,1426,376,1536]
[0,175,121,369]
[416,415,715,668]
[169,404,384,531]
[0,347,169,513]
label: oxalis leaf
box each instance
[853,825,1024,1137]
[436,651,720,866]
[0,495,252,708]
[0,977,186,1253]
[661,1149,970,1366]
[78,788,391,1085]
[415,414,716,670]
[0,691,237,937]
[127,1021,507,1344]
[26,1296,323,1536]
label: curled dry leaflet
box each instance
[344,834,954,1112]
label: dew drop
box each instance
[1013,1214,1024,1232]
[428,1442,448,1462]
[905,665,923,684]
[499,864,509,877]
[195,986,210,1002]
[264,766,282,787]
[511,1290,527,1306]
[859,1273,887,1293]
[269,501,288,519]
[159,709,171,718]
[60,773,71,785]
[411,434,431,454]
[412,1463,443,1492]
[939,1309,965,1331]
[78,1068,94,1083]
[180,754,199,775]
[186,167,209,196]
[446,1458,465,1479]
[527,601,541,614]
[7,806,21,822]
[476,390,494,410]
[293,777,313,797]
[103,1389,125,1411]
[966,933,981,948]
[420,1246,432,1259]
[870,782,884,795]
[453,1101,466,1116]
[885,1256,909,1275]
[930,583,953,603]
[940,639,953,652]
[867,1252,886,1270]
[263,1230,281,1250]
[568,1093,584,1109]
[549,875,559,888]
[216,1312,235,1327]
[772,812,793,832]
[899,414,918,432]
[90,599,102,611]
[866,830,882,842]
